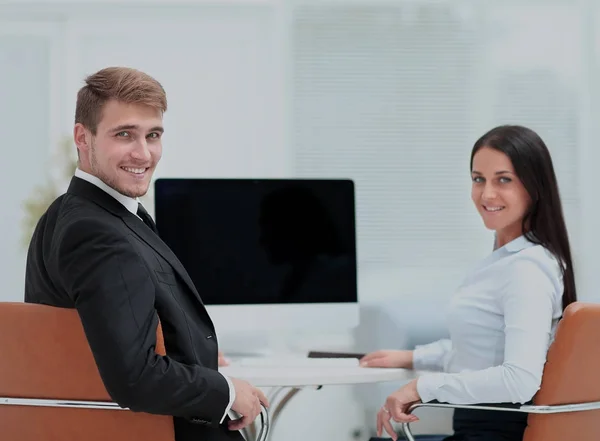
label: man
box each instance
[24,66,267,441]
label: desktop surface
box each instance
[154,178,358,307]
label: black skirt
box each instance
[443,403,529,441]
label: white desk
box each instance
[219,364,415,440]
[220,364,414,387]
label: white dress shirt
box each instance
[74,169,235,422]
[413,234,564,404]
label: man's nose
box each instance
[131,140,151,161]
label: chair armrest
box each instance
[0,397,125,410]
[256,404,270,441]
[400,401,600,441]
[0,397,270,441]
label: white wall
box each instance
[0,20,61,302]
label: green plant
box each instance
[21,136,77,248]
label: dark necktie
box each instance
[137,203,159,234]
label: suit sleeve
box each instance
[53,216,231,425]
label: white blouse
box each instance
[413,235,564,404]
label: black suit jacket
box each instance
[25,176,244,441]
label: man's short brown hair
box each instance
[75,66,167,134]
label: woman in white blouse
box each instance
[363,125,577,441]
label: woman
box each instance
[364,125,577,441]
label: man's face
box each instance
[75,99,164,198]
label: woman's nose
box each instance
[481,184,497,200]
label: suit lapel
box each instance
[122,215,205,305]
[67,177,206,306]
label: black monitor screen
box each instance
[154,179,357,305]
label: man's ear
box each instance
[73,123,91,156]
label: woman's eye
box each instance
[499,177,512,183]
[472,176,483,183]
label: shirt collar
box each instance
[74,168,139,216]
[499,234,536,253]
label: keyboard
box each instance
[234,356,360,368]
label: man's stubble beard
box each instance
[89,138,150,198]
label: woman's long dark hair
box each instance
[470,125,576,310]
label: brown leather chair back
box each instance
[0,302,174,441]
[523,302,600,441]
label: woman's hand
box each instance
[376,379,422,440]
[359,350,414,369]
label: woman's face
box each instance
[471,146,532,245]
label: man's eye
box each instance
[147,132,160,139]
[116,131,129,137]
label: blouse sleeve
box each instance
[412,339,452,372]
[416,258,559,404]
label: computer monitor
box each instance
[153,178,359,336]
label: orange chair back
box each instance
[0,302,174,441]
[524,302,600,441]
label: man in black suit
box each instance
[24,66,268,441]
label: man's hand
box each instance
[218,351,229,367]
[376,379,421,441]
[228,378,269,431]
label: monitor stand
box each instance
[217,331,298,359]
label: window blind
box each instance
[291,3,486,269]
[291,2,580,270]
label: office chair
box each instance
[400,302,600,441]
[0,302,268,441]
